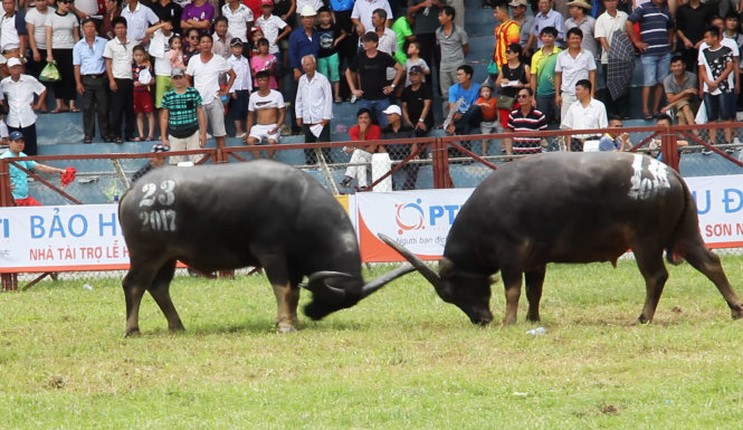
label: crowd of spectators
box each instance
[2,0,743,197]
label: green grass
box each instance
[2,258,743,429]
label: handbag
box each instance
[487,59,498,76]
[495,94,515,110]
[39,62,61,83]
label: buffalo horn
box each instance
[301,271,352,301]
[377,234,443,289]
[360,264,416,298]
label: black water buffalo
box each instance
[119,160,412,336]
[382,152,743,325]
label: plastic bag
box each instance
[138,68,152,85]
[40,62,61,83]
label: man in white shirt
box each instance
[222,0,254,44]
[104,16,136,143]
[351,0,392,38]
[554,27,597,123]
[187,33,236,149]
[120,0,160,44]
[0,58,47,156]
[562,79,608,151]
[0,0,27,62]
[295,54,333,164]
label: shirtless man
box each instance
[245,70,286,158]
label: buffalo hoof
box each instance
[124,328,141,338]
[276,324,297,334]
[731,306,743,319]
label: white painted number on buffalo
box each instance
[138,180,178,232]
[628,154,670,200]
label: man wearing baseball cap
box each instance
[381,104,419,190]
[510,0,534,49]
[131,143,170,183]
[0,57,47,155]
[1,131,66,206]
[159,67,207,164]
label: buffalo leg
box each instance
[122,261,162,337]
[633,248,669,323]
[271,282,299,333]
[145,260,184,332]
[259,252,299,333]
[681,245,743,319]
[525,265,546,322]
[501,268,524,325]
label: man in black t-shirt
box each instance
[345,31,404,127]
[401,65,434,137]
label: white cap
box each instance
[382,105,401,116]
[300,4,317,16]
[6,57,22,68]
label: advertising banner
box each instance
[685,175,743,248]
[2,175,743,271]
[355,189,474,262]
[0,204,128,272]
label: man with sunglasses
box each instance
[506,87,547,156]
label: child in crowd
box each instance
[251,37,278,89]
[228,38,252,138]
[248,26,264,57]
[404,41,429,86]
[255,0,290,58]
[316,6,346,103]
[132,45,155,141]
[146,20,176,109]
[168,35,185,70]
[475,82,498,154]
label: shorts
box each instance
[248,123,280,143]
[641,53,671,86]
[704,91,736,122]
[317,52,340,82]
[155,75,173,108]
[228,89,250,121]
[204,98,227,137]
[134,90,154,114]
[14,196,41,206]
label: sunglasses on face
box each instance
[517,94,529,99]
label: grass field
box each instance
[2,258,743,429]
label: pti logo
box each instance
[395,199,425,234]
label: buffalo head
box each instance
[379,234,493,325]
[302,265,416,320]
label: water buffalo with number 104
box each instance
[118,160,413,336]
[381,152,743,325]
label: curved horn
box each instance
[377,234,443,289]
[301,271,353,301]
[360,264,416,298]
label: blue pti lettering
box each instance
[29,211,90,239]
[692,190,712,215]
[722,189,743,213]
[428,205,460,226]
[0,218,9,238]
[98,212,118,236]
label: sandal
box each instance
[69,107,81,113]
[50,108,69,114]
[145,136,154,141]
[642,113,653,120]
[130,137,142,142]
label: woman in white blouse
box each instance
[45,0,80,113]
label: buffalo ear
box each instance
[439,257,456,279]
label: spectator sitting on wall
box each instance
[1,131,65,206]
[445,64,481,138]
[381,104,418,191]
[339,107,381,191]
[132,143,170,183]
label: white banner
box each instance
[686,174,743,247]
[1,174,742,271]
[355,189,474,261]
[0,204,128,272]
